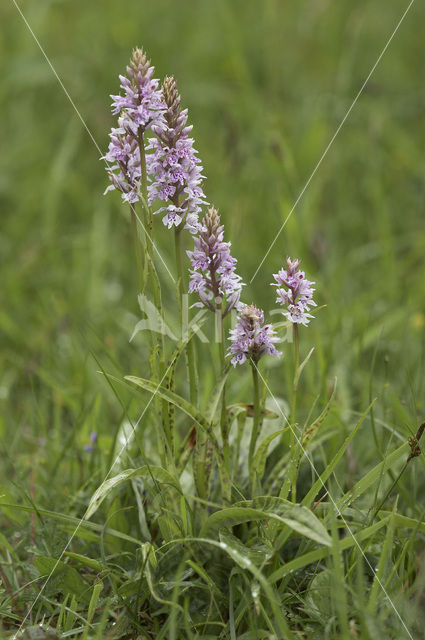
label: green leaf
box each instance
[193,437,212,500]
[205,365,230,423]
[34,557,90,604]
[201,499,331,547]
[0,530,18,559]
[295,347,315,386]
[86,466,181,519]
[337,442,409,511]
[301,382,336,450]
[186,559,223,596]
[164,312,208,389]
[21,626,58,639]
[368,503,396,615]
[63,552,103,572]
[378,511,425,535]
[193,365,230,498]
[131,294,177,341]
[219,529,273,565]
[85,580,103,632]
[252,428,288,478]
[269,515,392,584]
[164,312,209,434]
[125,376,221,455]
[304,570,333,620]
[0,502,141,546]
[302,401,374,508]
[193,537,294,639]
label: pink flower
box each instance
[146,76,207,232]
[227,305,281,367]
[272,257,316,326]
[187,207,243,316]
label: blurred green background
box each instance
[1,0,425,492]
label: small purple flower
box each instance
[227,304,281,367]
[84,432,98,452]
[272,257,316,326]
[146,76,207,231]
[104,118,142,203]
[104,49,166,203]
[187,207,243,315]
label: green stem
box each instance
[138,131,173,461]
[290,323,299,501]
[130,206,145,295]
[174,227,197,406]
[249,362,261,479]
[139,134,157,301]
[218,306,230,478]
[139,145,163,344]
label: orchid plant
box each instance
[101,44,319,501]
[91,45,360,638]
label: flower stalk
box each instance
[217,302,230,475]
[188,206,243,483]
[249,361,261,479]
[175,225,198,405]
[227,304,280,487]
[290,322,299,501]
[272,257,316,500]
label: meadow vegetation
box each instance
[1,1,425,638]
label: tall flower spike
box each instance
[104,48,166,203]
[227,304,281,367]
[146,76,207,231]
[272,257,316,325]
[187,207,243,315]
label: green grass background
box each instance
[1,0,425,637]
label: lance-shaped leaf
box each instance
[252,428,288,478]
[201,499,331,547]
[131,294,177,341]
[34,557,91,604]
[302,401,374,508]
[85,466,182,520]
[301,382,336,450]
[125,376,223,456]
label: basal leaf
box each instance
[201,500,331,547]
[125,376,221,455]
[252,428,288,478]
[86,466,181,519]
[34,557,90,604]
